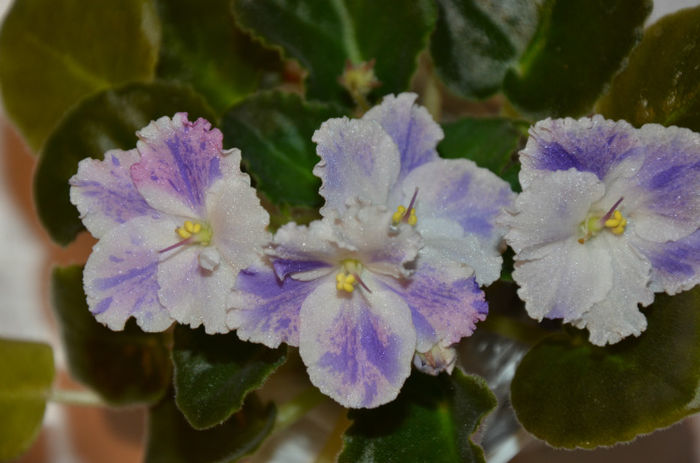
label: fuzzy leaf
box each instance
[51,265,171,405]
[503,0,651,118]
[231,0,436,104]
[511,288,700,448]
[598,6,700,132]
[172,325,286,430]
[0,0,160,150]
[0,338,54,461]
[339,370,497,463]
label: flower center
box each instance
[159,220,212,253]
[335,259,370,293]
[391,187,419,227]
[577,197,627,244]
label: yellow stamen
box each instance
[336,272,356,293]
[175,220,212,245]
[604,210,627,235]
[407,208,417,226]
[391,205,418,226]
[392,206,406,224]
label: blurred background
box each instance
[1,0,699,461]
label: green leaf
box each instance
[597,6,700,131]
[511,287,700,448]
[34,82,215,246]
[221,91,341,208]
[156,0,282,114]
[231,0,436,103]
[0,0,160,151]
[172,325,286,430]
[339,370,497,463]
[430,0,541,100]
[145,393,276,463]
[0,338,54,461]
[503,0,651,118]
[51,265,172,405]
[438,117,528,192]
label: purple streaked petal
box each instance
[227,263,321,347]
[299,279,415,408]
[634,229,700,295]
[628,124,700,242]
[519,116,640,188]
[378,262,487,353]
[268,219,340,280]
[83,217,175,332]
[157,245,235,334]
[399,159,513,284]
[363,93,442,182]
[312,117,400,216]
[70,149,159,238]
[271,259,332,281]
[131,113,226,218]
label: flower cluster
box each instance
[70,96,700,409]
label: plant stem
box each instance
[272,387,326,434]
[47,388,107,407]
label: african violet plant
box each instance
[1,0,699,461]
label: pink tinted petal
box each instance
[70,149,159,238]
[227,263,322,348]
[378,261,487,353]
[299,279,416,408]
[363,93,442,181]
[158,246,235,334]
[131,113,226,218]
[84,216,175,332]
[312,117,400,216]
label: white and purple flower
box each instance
[227,94,513,408]
[501,116,700,345]
[70,113,269,333]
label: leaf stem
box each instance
[47,388,108,407]
[272,387,326,434]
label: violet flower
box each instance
[501,116,700,345]
[70,113,269,333]
[228,94,513,407]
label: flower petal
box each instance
[573,233,653,346]
[513,236,613,322]
[502,168,605,259]
[312,117,400,216]
[634,229,700,295]
[131,113,227,218]
[299,278,416,408]
[70,149,159,238]
[83,216,175,332]
[628,124,700,242]
[157,246,235,334]
[378,261,487,353]
[519,116,639,188]
[363,93,442,181]
[401,158,514,285]
[206,155,270,271]
[268,219,340,280]
[336,199,422,279]
[227,263,320,347]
